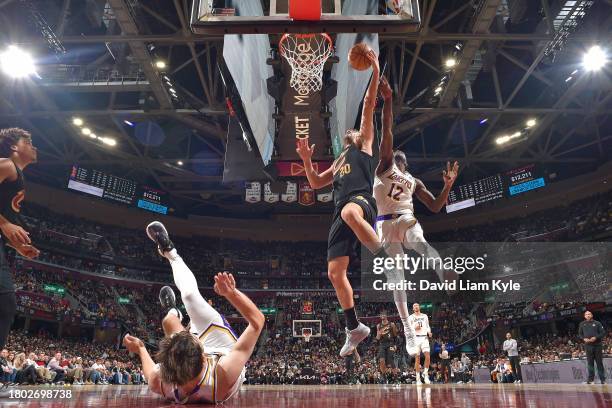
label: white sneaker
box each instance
[416,377,422,385]
[424,373,431,384]
[339,323,370,357]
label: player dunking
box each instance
[408,303,432,385]
[122,221,264,404]
[373,77,458,356]
[0,128,40,352]
[296,48,389,356]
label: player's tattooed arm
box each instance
[216,272,265,400]
[123,334,161,394]
[414,161,459,213]
[295,138,333,189]
[376,76,394,176]
[359,50,380,153]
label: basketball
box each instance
[348,43,372,71]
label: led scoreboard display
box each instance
[68,165,169,215]
[445,164,546,213]
[505,164,546,196]
[446,174,504,213]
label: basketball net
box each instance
[304,332,311,343]
[279,33,333,95]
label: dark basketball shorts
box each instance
[377,344,395,367]
[327,194,377,261]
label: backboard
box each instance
[191,0,421,35]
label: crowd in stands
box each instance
[1,188,609,386]
[1,330,143,386]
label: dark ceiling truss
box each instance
[0,0,609,212]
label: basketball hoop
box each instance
[302,327,313,343]
[279,33,333,95]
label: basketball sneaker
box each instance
[339,322,370,357]
[159,286,177,312]
[415,373,422,385]
[146,221,175,256]
[423,369,431,384]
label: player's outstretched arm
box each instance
[215,272,265,399]
[296,138,333,189]
[123,334,162,394]
[414,161,459,213]
[358,50,380,153]
[376,76,394,176]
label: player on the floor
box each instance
[376,311,398,378]
[296,47,388,357]
[0,128,39,355]
[408,303,432,385]
[122,221,264,404]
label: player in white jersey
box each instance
[373,77,459,358]
[407,303,432,385]
[122,222,264,404]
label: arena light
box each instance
[445,58,457,68]
[582,45,607,72]
[155,60,166,69]
[0,45,36,78]
[89,133,97,139]
[526,119,536,128]
[100,137,117,146]
[123,120,135,127]
[81,127,91,136]
[434,86,443,95]
[72,117,84,126]
[479,118,488,125]
[177,160,184,166]
[496,135,510,145]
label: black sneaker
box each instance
[159,286,177,311]
[146,221,175,256]
[601,380,606,385]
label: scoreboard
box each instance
[505,164,546,196]
[446,165,546,213]
[446,174,504,213]
[68,165,169,215]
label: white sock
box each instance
[424,368,429,374]
[165,248,179,262]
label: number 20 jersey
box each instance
[373,163,417,216]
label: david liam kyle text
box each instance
[373,279,521,293]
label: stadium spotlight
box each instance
[582,45,607,71]
[0,45,36,78]
[101,137,117,146]
[72,117,84,126]
[155,60,166,69]
[526,119,536,128]
[177,160,184,166]
[89,133,97,139]
[496,135,510,145]
[81,127,91,136]
[445,58,457,68]
[434,86,443,95]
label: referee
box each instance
[578,310,606,384]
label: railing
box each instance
[39,64,147,85]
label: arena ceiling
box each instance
[0,0,610,218]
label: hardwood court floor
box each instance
[0,383,610,407]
